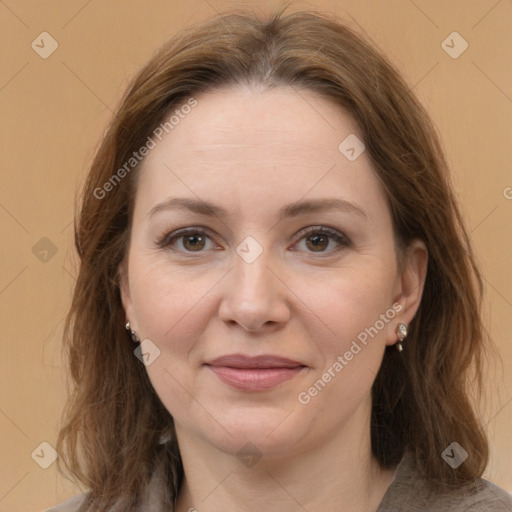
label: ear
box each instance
[386,239,428,346]
[118,257,136,329]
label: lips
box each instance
[204,354,306,391]
[205,354,305,369]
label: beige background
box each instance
[0,0,510,510]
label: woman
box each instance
[49,7,512,512]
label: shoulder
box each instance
[432,478,512,511]
[43,452,171,512]
[378,451,512,512]
[45,493,90,512]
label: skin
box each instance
[119,84,428,512]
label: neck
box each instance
[174,398,396,512]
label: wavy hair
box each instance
[57,6,491,510]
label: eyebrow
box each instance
[147,196,367,221]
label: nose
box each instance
[218,245,291,332]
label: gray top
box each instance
[375,451,512,512]
[47,450,512,511]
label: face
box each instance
[120,85,426,461]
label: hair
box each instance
[57,5,492,510]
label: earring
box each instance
[125,321,140,343]
[396,323,408,352]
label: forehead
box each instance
[134,85,389,224]
[148,85,360,164]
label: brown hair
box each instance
[57,6,491,510]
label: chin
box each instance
[193,410,311,461]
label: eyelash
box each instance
[156,225,351,256]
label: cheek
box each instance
[128,262,216,417]
[129,254,217,343]
[291,271,395,425]
[291,262,397,356]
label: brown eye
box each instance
[158,229,215,253]
[295,226,351,255]
[181,232,206,251]
[305,233,329,252]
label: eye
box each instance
[157,225,351,255]
[157,228,216,253]
[293,226,351,254]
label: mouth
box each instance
[204,354,307,391]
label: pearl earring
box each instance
[396,323,408,352]
[125,321,140,343]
